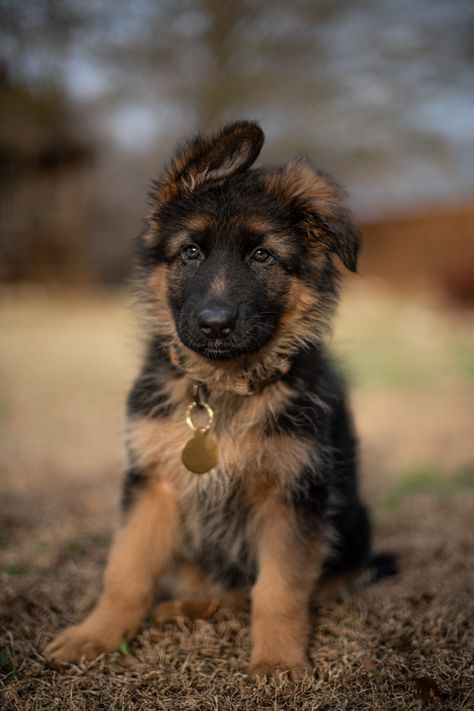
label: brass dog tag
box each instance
[182,431,218,474]
[181,398,218,475]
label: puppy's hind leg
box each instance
[155,559,247,623]
[45,478,178,662]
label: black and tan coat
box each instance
[45,121,391,679]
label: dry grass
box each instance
[1,283,473,710]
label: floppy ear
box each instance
[151,120,265,209]
[269,157,361,272]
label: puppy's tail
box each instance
[367,551,398,583]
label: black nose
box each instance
[197,306,237,338]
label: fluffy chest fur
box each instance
[125,362,328,585]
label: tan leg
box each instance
[250,497,326,680]
[45,479,178,662]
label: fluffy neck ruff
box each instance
[168,341,292,396]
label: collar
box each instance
[168,344,291,396]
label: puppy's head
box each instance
[140,121,360,364]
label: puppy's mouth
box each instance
[178,332,266,362]
[191,339,247,361]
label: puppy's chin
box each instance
[179,337,252,362]
[199,345,239,361]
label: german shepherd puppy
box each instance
[46,121,389,678]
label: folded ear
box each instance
[269,157,361,272]
[151,120,264,209]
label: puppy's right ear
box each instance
[150,120,264,210]
[267,157,361,272]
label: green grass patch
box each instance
[384,465,474,510]
[3,563,32,576]
[0,650,16,686]
[33,542,50,554]
[0,531,12,549]
[119,639,131,656]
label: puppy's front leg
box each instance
[45,478,178,662]
[250,499,325,680]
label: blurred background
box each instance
[0,3,473,704]
[1,0,473,286]
[1,0,473,528]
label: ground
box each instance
[0,283,473,710]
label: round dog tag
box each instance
[182,431,218,474]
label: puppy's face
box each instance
[141,121,360,362]
[154,185,304,360]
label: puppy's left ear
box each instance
[151,120,264,211]
[270,157,361,272]
[190,120,265,184]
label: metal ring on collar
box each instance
[185,401,214,433]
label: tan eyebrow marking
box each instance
[163,214,214,258]
[185,213,211,232]
[245,216,276,234]
[241,216,295,262]
[163,230,190,257]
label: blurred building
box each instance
[0,1,473,294]
[0,70,94,283]
[361,205,474,303]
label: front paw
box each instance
[250,660,311,681]
[44,622,121,663]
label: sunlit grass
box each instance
[333,284,474,388]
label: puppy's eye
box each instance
[249,247,272,264]
[182,244,202,261]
